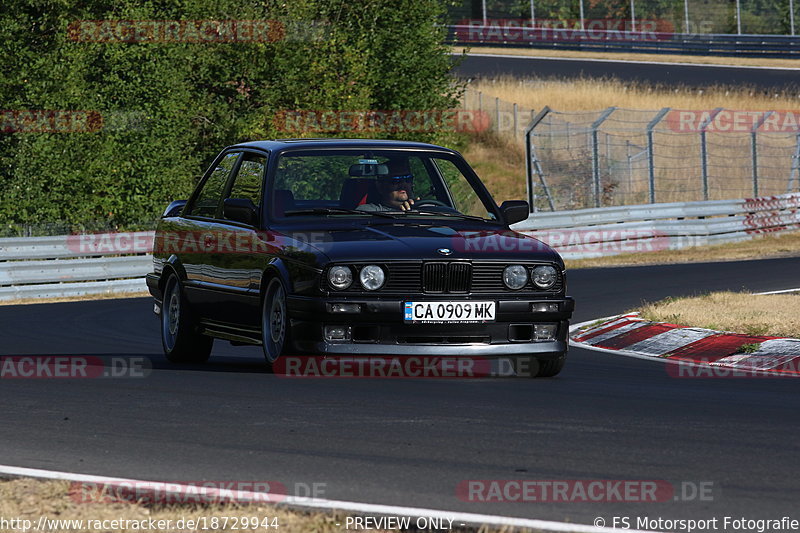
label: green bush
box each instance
[0,0,463,232]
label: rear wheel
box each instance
[262,277,291,367]
[161,274,213,363]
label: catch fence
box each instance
[524,107,800,211]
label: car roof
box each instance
[229,138,457,154]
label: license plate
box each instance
[404,301,495,323]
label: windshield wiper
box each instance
[410,210,488,222]
[283,207,400,219]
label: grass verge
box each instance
[467,76,800,113]
[0,291,150,306]
[564,231,800,269]
[455,45,800,70]
[0,478,545,533]
[635,291,800,337]
[0,478,335,533]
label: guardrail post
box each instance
[788,132,800,193]
[525,106,554,212]
[699,108,723,201]
[750,111,774,197]
[591,107,616,207]
[646,108,670,204]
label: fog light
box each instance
[324,325,351,341]
[534,324,557,341]
[329,303,361,313]
[531,302,559,313]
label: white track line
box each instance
[459,52,800,71]
[754,287,800,295]
[0,464,662,533]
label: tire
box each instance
[515,353,566,378]
[161,274,213,363]
[535,354,566,378]
[261,277,291,367]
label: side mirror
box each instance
[499,200,530,225]
[223,198,259,226]
[162,200,187,218]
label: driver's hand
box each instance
[400,197,421,211]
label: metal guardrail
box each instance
[1,193,798,300]
[0,232,154,301]
[447,25,800,57]
[513,192,800,259]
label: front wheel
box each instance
[515,354,566,378]
[261,277,291,367]
[161,274,213,363]
[535,354,566,378]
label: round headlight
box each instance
[328,266,353,290]
[532,265,558,289]
[359,265,385,291]
[503,265,529,290]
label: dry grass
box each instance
[0,478,535,533]
[467,76,800,113]
[456,45,800,70]
[0,479,314,533]
[636,291,800,337]
[462,132,527,204]
[0,291,150,306]
[565,230,800,269]
[463,77,800,208]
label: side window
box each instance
[187,152,241,218]
[408,157,434,200]
[433,158,493,219]
[228,153,266,207]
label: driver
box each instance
[356,158,420,212]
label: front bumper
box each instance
[287,294,574,357]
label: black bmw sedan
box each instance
[147,139,574,377]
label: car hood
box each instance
[279,221,563,267]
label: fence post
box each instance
[699,108,723,201]
[750,111,774,197]
[646,108,670,204]
[513,103,518,138]
[591,107,616,208]
[525,107,554,212]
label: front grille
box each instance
[422,262,472,293]
[323,261,562,293]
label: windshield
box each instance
[270,149,497,221]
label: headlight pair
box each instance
[328,265,385,291]
[502,265,558,290]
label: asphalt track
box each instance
[454,53,800,89]
[2,257,799,528]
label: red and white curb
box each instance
[569,314,800,377]
[0,464,661,533]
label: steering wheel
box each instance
[413,199,449,208]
